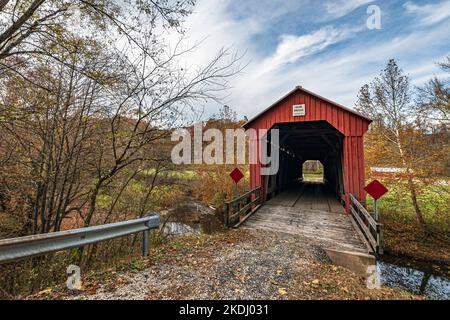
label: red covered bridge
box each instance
[236,86,380,256]
[244,86,371,212]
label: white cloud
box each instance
[168,0,450,120]
[172,0,306,66]
[262,26,355,72]
[325,0,373,19]
[404,0,450,25]
[171,0,261,67]
[167,0,348,115]
[231,21,450,118]
[227,25,361,110]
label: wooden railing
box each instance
[223,187,262,228]
[349,194,384,255]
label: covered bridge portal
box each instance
[244,86,372,213]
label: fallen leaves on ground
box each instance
[278,288,287,296]
[383,218,450,263]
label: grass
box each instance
[143,169,196,180]
[303,173,324,183]
[365,181,450,232]
[365,179,450,263]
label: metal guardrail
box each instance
[349,194,384,255]
[224,187,262,228]
[0,215,160,264]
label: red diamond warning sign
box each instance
[229,168,244,184]
[364,180,388,200]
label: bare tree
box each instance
[0,43,114,233]
[0,0,242,236]
[0,0,194,60]
[416,56,450,124]
[356,59,428,231]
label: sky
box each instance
[172,0,450,120]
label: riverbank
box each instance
[28,229,421,300]
[382,217,450,264]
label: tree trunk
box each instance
[406,173,427,231]
[396,133,428,231]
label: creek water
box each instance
[378,255,450,300]
[164,222,201,235]
[163,213,224,236]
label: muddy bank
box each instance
[382,218,450,264]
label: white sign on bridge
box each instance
[293,104,306,116]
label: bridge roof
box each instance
[243,86,372,128]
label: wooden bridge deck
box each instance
[243,182,368,253]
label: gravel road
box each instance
[61,229,418,300]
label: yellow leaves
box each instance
[312,279,320,285]
[37,288,52,296]
[278,288,287,296]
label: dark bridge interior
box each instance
[266,121,345,208]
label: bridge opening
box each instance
[265,121,345,213]
[302,160,324,183]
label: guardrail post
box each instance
[142,229,149,257]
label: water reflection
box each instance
[162,213,224,237]
[163,222,201,236]
[378,260,450,300]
